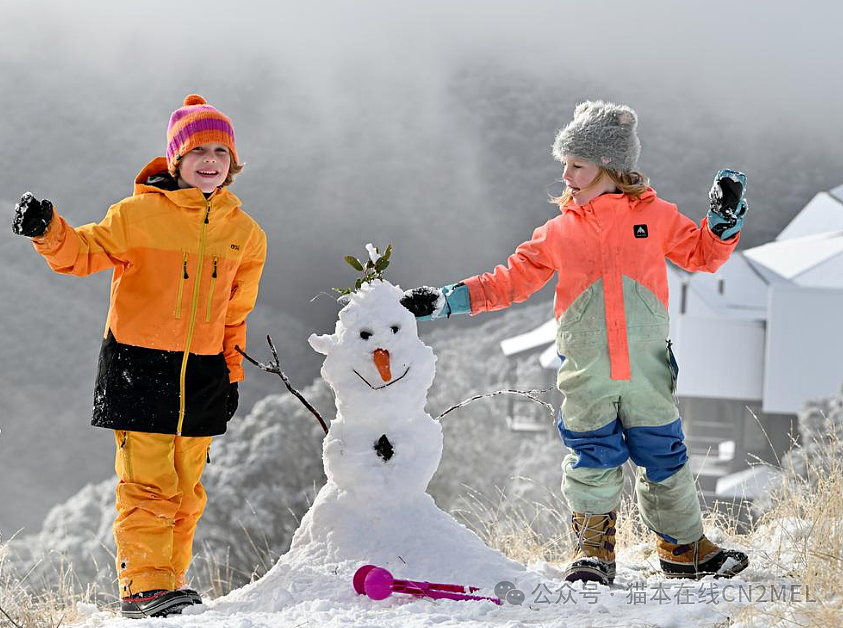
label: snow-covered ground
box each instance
[69,526,819,628]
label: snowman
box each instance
[217,264,539,611]
[307,279,443,499]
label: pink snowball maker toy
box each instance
[353,565,502,605]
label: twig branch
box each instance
[236,336,329,434]
[436,387,555,422]
[0,604,24,628]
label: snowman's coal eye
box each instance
[390,325,400,334]
[359,330,373,340]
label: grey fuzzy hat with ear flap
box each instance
[552,100,641,173]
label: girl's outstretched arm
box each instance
[403,221,557,321]
[462,221,557,315]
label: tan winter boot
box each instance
[656,534,748,579]
[563,511,616,585]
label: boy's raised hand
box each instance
[707,169,748,240]
[400,283,471,320]
[12,192,54,238]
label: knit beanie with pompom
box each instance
[166,94,238,172]
[552,100,640,173]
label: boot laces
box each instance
[574,512,614,553]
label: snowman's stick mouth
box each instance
[353,366,411,390]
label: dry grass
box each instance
[727,420,843,627]
[456,464,752,571]
[193,525,280,600]
[452,480,571,565]
[0,515,280,625]
[0,540,108,627]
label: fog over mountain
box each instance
[1,0,841,534]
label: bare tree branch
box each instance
[436,387,555,422]
[0,604,24,628]
[236,336,329,434]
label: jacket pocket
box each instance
[560,285,594,327]
[205,255,219,323]
[634,282,668,321]
[175,252,189,319]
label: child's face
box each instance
[562,156,616,206]
[177,143,232,193]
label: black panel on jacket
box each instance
[92,331,231,436]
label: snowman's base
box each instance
[215,481,537,612]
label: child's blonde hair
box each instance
[551,167,649,208]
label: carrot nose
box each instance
[373,348,392,382]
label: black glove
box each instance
[12,192,54,238]
[400,286,442,318]
[707,170,748,240]
[226,382,239,420]
[400,283,469,320]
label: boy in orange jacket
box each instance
[402,101,749,585]
[12,94,267,617]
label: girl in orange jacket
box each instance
[402,101,749,585]
[12,95,266,617]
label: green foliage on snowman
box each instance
[334,243,393,295]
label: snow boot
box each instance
[563,511,616,586]
[120,589,194,619]
[179,587,203,605]
[657,535,749,579]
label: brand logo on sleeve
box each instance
[230,244,241,251]
[633,224,649,238]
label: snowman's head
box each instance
[309,281,436,412]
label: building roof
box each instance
[499,318,556,357]
[680,253,769,320]
[744,231,843,289]
[776,190,843,241]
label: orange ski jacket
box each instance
[463,189,739,380]
[32,157,266,435]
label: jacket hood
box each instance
[561,187,657,215]
[133,157,241,212]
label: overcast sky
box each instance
[4,0,842,126]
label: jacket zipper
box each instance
[175,252,189,319]
[177,198,212,435]
[205,255,219,323]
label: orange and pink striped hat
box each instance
[166,94,238,171]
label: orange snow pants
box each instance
[113,430,212,596]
